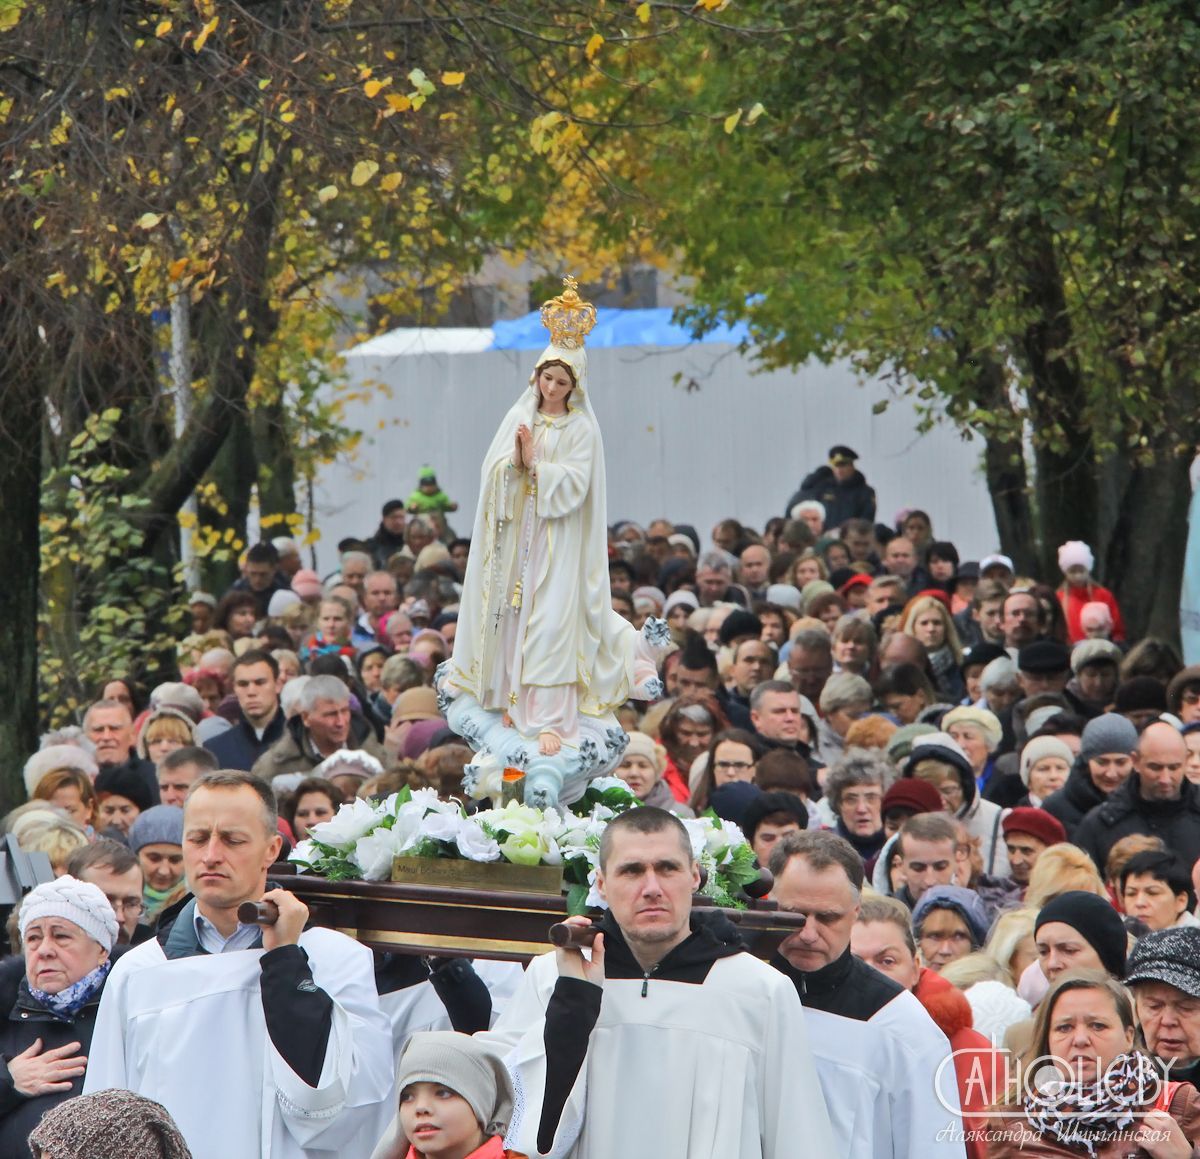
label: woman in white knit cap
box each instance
[613,732,694,818]
[0,875,119,1159]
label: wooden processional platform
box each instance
[267,866,804,963]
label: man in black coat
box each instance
[203,649,286,773]
[1074,721,1200,870]
[83,700,158,804]
[365,499,408,569]
[784,445,877,528]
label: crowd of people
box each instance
[5,443,1200,1157]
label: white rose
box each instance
[352,827,405,880]
[407,787,444,810]
[703,823,731,858]
[309,798,383,849]
[588,776,627,794]
[421,812,462,845]
[584,867,608,910]
[455,818,501,862]
[680,819,707,861]
[288,840,317,871]
[721,820,747,848]
[390,809,426,855]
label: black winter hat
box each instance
[1018,640,1071,674]
[1114,676,1168,714]
[1036,890,1127,979]
[95,764,156,814]
[719,610,764,648]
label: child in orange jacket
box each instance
[375,1031,526,1159]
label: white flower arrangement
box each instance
[290,779,762,914]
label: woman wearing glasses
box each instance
[688,728,763,813]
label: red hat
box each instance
[882,778,943,817]
[914,588,952,611]
[838,573,873,596]
[1001,807,1066,848]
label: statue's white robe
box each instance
[447,349,643,744]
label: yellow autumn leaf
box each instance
[385,93,412,112]
[746,102,766,125]
[317,185,338,203]
[380,171,404,192]
[350,160,379,186]
[585,33,604,61]
[636,2,651,22]
[723,109,742,134]
[193,15,218,53]
[105,86,129,101]
[0,1,23,31]
[155,18,172,37]
[136,212,162,229]
[363,78,385,98]
[168,257,189,279]
[441,71,465,86]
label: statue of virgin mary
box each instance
[443,278,663,782]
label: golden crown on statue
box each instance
[540,275,597,350]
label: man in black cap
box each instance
[784,445,877,529]
[741,791,808,864]
[1074,720,1200,871]
[365,499,408,569]
[1126,928,1200,1088]
[1115,676,1170,731]
[1017,640,1072,700]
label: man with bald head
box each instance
[1074,720,1200,870]
[738,544,771,601]
[877,631,930,674]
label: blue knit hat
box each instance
[912,884,991,948]
[127,805,184,853]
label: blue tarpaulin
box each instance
[489,306,749,350]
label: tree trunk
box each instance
[1019,237,1099,576]
[970,356,1038,575]
[138,158,283,557]
[0,367,43,812]
[1104,440,1194,645]
[199,411,257,596]
[252,397,297,527]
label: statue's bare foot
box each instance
[501,712,514,729]
[538,731,562,756]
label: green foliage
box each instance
[640,0,1200,454]
[39,409,188,724]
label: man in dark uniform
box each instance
[785,445,877,529]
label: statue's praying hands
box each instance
[513,423,534,471]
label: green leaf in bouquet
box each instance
[566,882,592,916]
